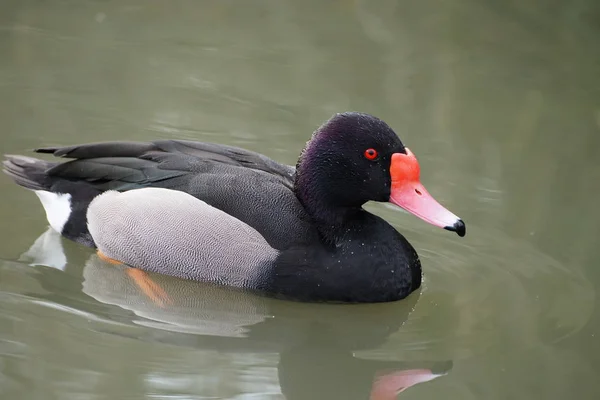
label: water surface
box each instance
[1,1,599,399]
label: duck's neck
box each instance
[294,177,363,244]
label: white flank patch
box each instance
[34,190,72,233]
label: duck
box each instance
[3,112,465,303]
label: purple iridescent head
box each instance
[294,112,465,236]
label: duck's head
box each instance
[295,112,465,237]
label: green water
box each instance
[1,0,599,399]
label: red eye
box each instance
[364,148,378,160]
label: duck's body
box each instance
[3,112,465,303]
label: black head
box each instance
[295,112,405,210]
[295,112,466,237]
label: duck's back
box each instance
[159,160,317,249]
[4,140,318,249]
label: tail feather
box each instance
[3,154,99,247]
[2,155,55,191]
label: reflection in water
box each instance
[4,225,595,398]
[82,255,450,400]
[13,228,452,399]
[19,228,66,271]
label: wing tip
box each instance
[35,147,60,155]
[2,155,51,191]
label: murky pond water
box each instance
[1,0,599,399]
